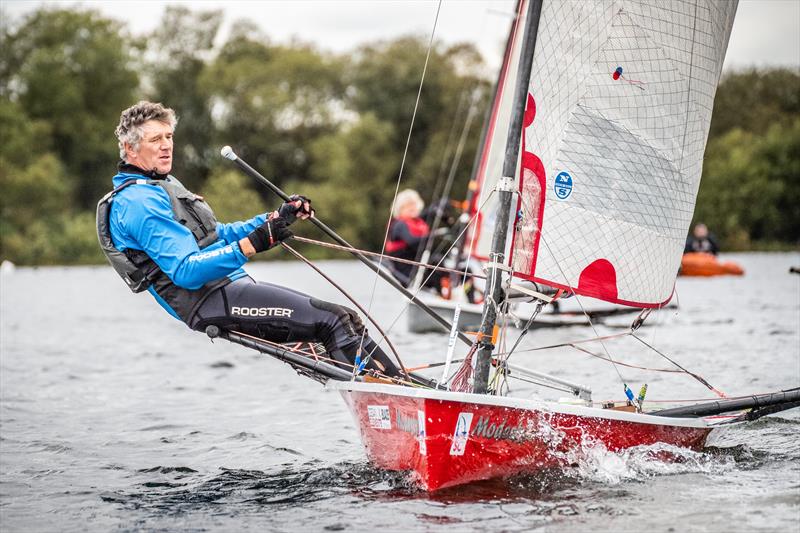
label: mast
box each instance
[473,0,543,394]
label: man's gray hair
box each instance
[115,101,177,159]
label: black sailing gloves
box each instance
[247,216,293,253]
[246,195,314,254]
[278,194,314,224]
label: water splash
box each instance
[531,415,737,485]
[569,441,736,484]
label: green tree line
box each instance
[1,7,798,266]
[696,69,800,249]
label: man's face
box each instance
[125,119,173,174]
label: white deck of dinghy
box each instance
[326,381,710,429]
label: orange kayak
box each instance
[680,252,744,277]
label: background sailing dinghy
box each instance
[406,293,648,334]
[214,0,799,491]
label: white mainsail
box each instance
[509,0,738,307]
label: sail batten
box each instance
[508,0,738,307]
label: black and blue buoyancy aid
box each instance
[96,171,230,323]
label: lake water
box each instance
[1,253,798,532]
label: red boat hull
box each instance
[330,382,711,491]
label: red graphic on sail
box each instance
[508,93,546,277]
[577,259,619,301]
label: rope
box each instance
[631,333,727,398]
[280,242,409,380]
[229,328,428,389]
[291,236,486,279]
[570,345,695,374]
[497,331,633,355]
[494,328,724,397]
[448,344,478,392]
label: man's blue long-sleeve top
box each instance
[109,171,267,319]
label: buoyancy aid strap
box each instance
[124,248,162,286]
[97,179,162,293]
[158,177,219,248]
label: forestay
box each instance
[509,0,737,307]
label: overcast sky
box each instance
[3,0,799,72]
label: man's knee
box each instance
[309,298,364,338]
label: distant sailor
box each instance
[97,101,399,376]
[385,190,479,303]
[684,223,720,256]
[385,189,432,287]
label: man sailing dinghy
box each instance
[100,1,798,492]
[96,101,403,380]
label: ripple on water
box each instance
[137,424,188,432]
[137,466,198,474]
[227,431,258,441]
[102,461,413,513]
[25,441,72,454]
[255,442,303,456]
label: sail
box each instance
[509,0,738,307]
[467,0,528,261]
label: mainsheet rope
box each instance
[503,190,629,389]
[291,236,487,280]
[279,242,409,380]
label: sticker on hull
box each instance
[449,412,474,456]
[417,410,427,456]
[367,405,391,429]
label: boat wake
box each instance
[548,416,799,486]
[564,441,736,485]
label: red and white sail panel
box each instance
[510,0,737,307]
